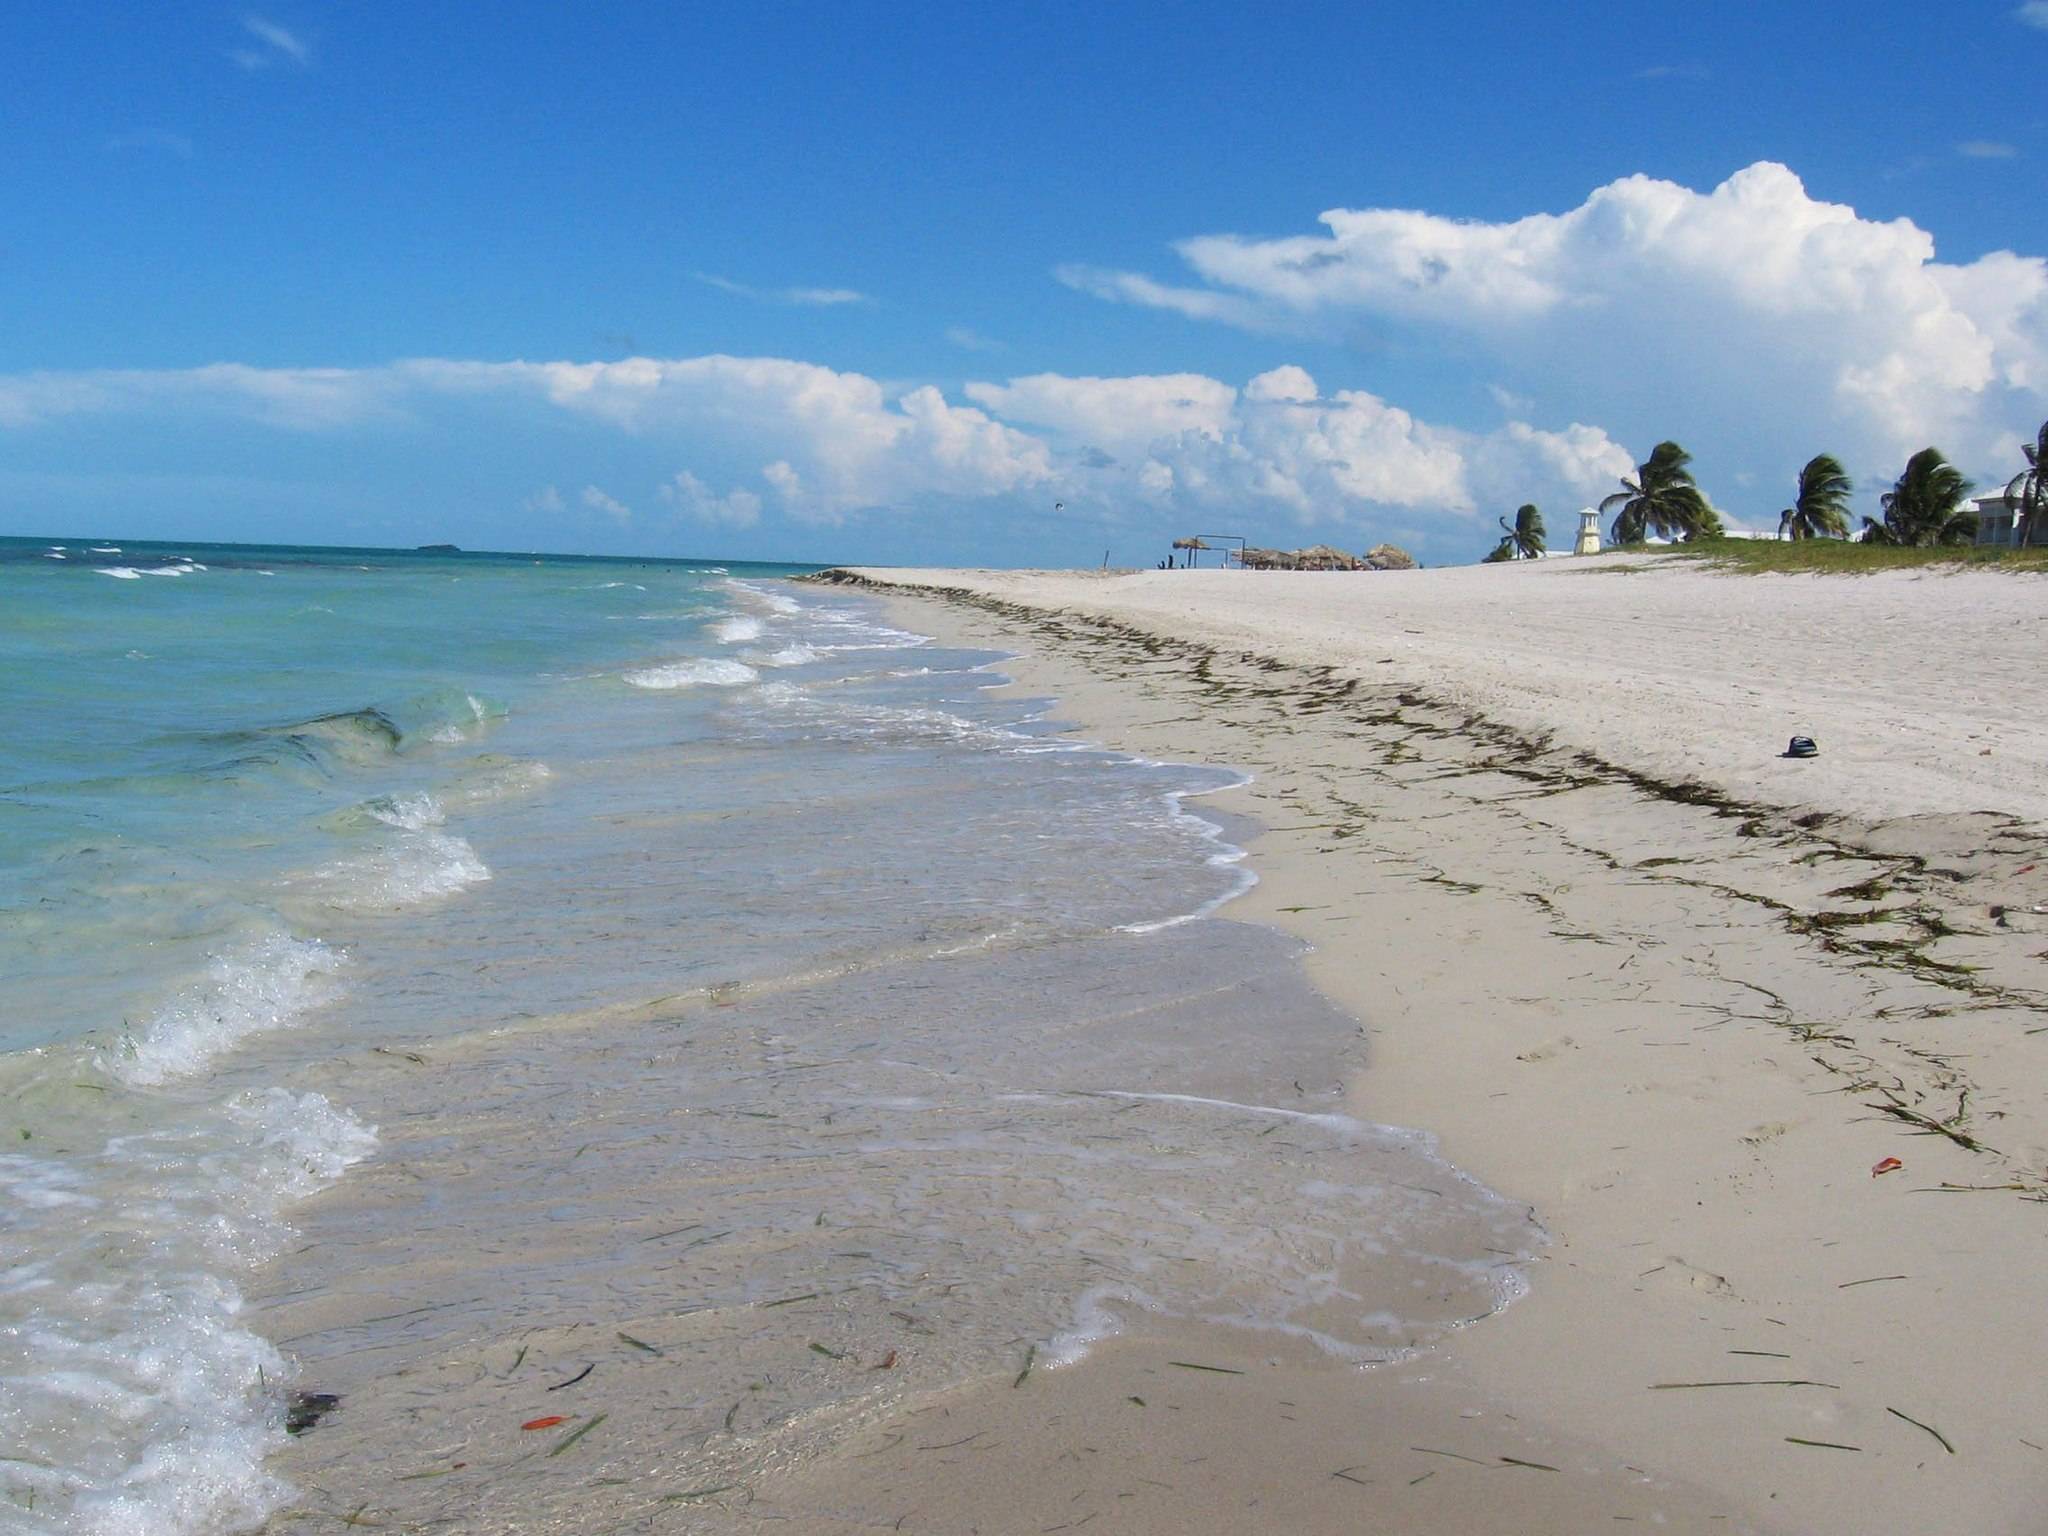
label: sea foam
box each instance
[109,932,346,1087]
[709,614,765,645]
[623,658,759,690]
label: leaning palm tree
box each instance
[2005,418,2047,547]
[1602,442,1724,543]
[1863,448,1976,547]
[1496,504,1546,560]
[1777,454,1853,540]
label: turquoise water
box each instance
[0,536,1538,1534]
[0,537,802,1058]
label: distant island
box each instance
[416,543,460,553]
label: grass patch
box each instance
[1664,538,2048,575]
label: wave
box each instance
[1,1088,375,1536]
[214,690,506,779]
[623,658,759,690]
[441,756,553,808]
[295,829,491,913]
[722,579,801,616]
[708,614,765,645]
[745,643,823,668]
[96,564,184,580]
[362,790,444,830]
[105,930,346,1087]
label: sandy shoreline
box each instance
[749,562,2048,1535]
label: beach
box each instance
[750,556,2048,1534]
[10,544,2044,1535]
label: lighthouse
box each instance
[1574,507,1602,556]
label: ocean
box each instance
[0,536,1540,1533]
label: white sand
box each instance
[862,555,2048,825]
[751,560,2048,1535]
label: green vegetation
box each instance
[1481,417,2048,569]
[1602,442,1723,543]
[1862,447,1976,546]
[1777,454,1854,540]
[1484,503,1546,562]
[1667,538,2048,573]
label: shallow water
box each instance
[0,538,1540,1533]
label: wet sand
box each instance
[758,562,2048,1536]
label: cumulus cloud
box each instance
[661,471,762,527]
[967,365,1631,527]
[0,352,1628,546]
[1062,162,2048,492]
[965,373,1237,456]
[695,274,870,307]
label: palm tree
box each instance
[1602,442,1724,543]
[1776,455,1853,541]
[1862,448,1977,546]
[2004,419,2047,547]
[1495,504,1546,560]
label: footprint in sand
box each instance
[1515,1035,1576,1062]
[1651,1256,1738,1299]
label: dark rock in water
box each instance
[417,543,460,553]
[286,1390,340,1435]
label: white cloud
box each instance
[2017,1,2048,30]
[967,365,1630,527]
[695,274,870,307]
[1958,140,2019,159]
[428,354,1054,522]
[1063,161,2048,493]
[661,471,762,527]
[581,485,632,525]
[965,373,1238,456]
[232,15,310,69]
[0,362,389,430]
[0,352,1625,543]
[1053,264,1280,331]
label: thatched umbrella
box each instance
[1295,543,1358,570]
[1363,543,1417,570]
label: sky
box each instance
[3,2,2045,567]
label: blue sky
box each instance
[3,2,2045,565]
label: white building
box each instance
[1971,492,2027,546]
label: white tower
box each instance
[1574,507,1602,556]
